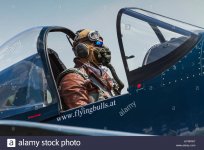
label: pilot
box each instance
[58,29,123,109]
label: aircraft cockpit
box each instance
[0,27,52,118]
[0,25,77,119]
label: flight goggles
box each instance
[74,30,103,47]
[88,31,103,47]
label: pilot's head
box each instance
[73,29,110,65]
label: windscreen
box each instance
[120,8,203,72]
[0,54,46,110]
[0,27,42,71]
[0,27,53,115]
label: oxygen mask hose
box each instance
[94,46,124,94]
[105,63,124,94]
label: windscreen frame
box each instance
[37,26,76,111]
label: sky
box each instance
[0,0,204,92]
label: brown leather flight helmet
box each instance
[73,29,103,65]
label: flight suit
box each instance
[59,58,114,109]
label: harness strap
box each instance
[57,68,113,98]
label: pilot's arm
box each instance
[59,73,89,109]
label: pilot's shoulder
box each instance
[57,68,88,85]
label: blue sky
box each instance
[0,0,204,92]
[1,0,203,45]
